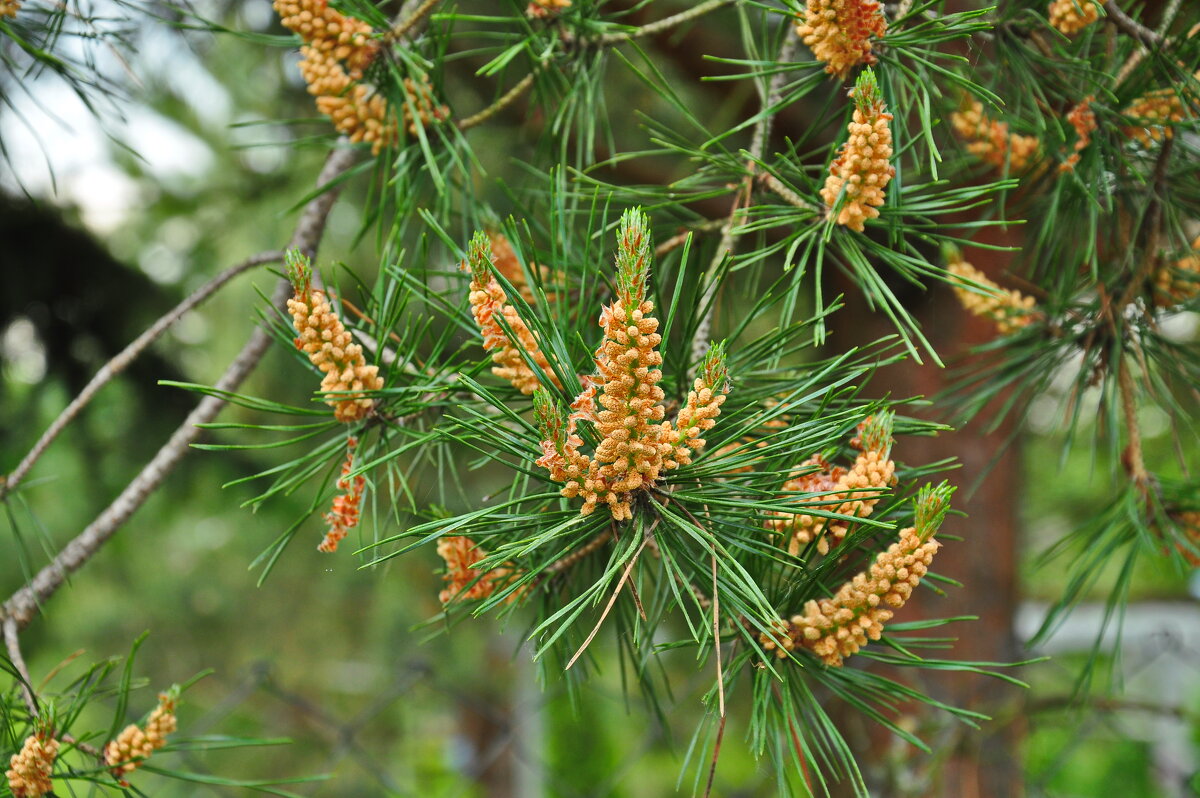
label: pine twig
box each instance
[0,250,284,501]
[654,219,728,256]
[1118,358,1150,490]
[544,530,614,574]
[458,68,540,131]
[760,173,820,213]
[387,0,440,42]
[597,0,738,45]
[1103,1,1164,48]
[691,34,802,368]
[4,618,37,715]
[0,146,357,632]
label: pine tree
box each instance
[2,0,1198,794]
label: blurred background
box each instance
[2,0,1198,795]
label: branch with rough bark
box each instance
[691,34,802,367]
[0,250,283,501]
[0,145,356,634]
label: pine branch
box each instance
[388,0,441,42]
[1102,1,1164,48]
[4,617,37,715]
[0,146,357,632]
[0,250,284,501]
[691,34,802,367]
[458,68,541,131]
[596,0,739,45]
[1118,358,1149,490]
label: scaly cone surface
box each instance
[467,231,561,395]
[761,483,952,666]
[821,68,895,232]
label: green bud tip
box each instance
[852,67,883,113]
[615,207,652,307]
[285,249,312,295]
[914,481,955,541]
[941,242,963,265]
[702,340,730,392]
[860,409,894,453]
[467,230,493,284]
[533,387,567,453]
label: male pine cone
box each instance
[822,68,895,232]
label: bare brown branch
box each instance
[0,146,357,632]
[1,250,284,501]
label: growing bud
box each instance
[761,515,943,666]
[526,0,571,19]
[1060,96,1096,173]
[1154,237,1200,309]
[319,436,366,552]
[667,341,730,468]
[951,100,1041,173]
[437,536,525,604]
[768,411,897,555]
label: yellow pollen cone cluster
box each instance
[1048,0,1099,35]
[1,1,21,18]
[274,0,393,153]
[1061,96,1096,172]
[1154,237,1200,308]
[822,68,895,232]
[467,232,561,395]
[105,693,178,782]
[667,344,729,469]
[1122,86,1193,146]
[760,484,951,666]
[533,209,729,522]
[951,100,1041,173]
[6,734,57,798]
[437,536,525,604]
[948,254,1039,334]
[767,413,897,556]
[526,0,571,19]
[275,0,449,153]
[795,0,887,80]
[319,436,365,552]
[287,252,384,422]
[761,526,940,664]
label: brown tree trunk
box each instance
[831,226,1026,798]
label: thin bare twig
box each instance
[0,146,357,632]
[387,0,440,42]
[458,69,540,131]
[654,219,728,256]
[1103,1,1164,48]
[545,530,614,574]
[565,533,649,670]
[4,618,38,715]
[597,0,738,45]
[690,35,802,368]
[711,547,724,718]
[1118,358,1149,489]
[760,173,820,213]
[1,251,284,501]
